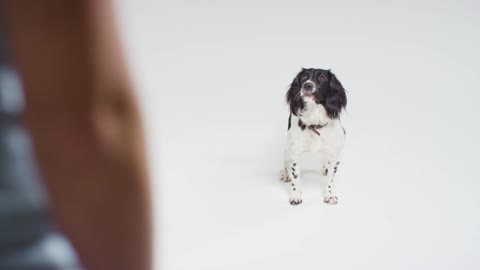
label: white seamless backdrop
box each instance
[115,1,480,269]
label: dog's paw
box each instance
[289,197,303,205]
[322,167,328,176]
[323,196,338,205]
[280,170,291,182]
[289,191,303,205]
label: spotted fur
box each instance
[281,68,347,205]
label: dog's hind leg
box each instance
[322,164,329,176]
[280,168,291,182]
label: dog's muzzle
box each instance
[302,81,315,96]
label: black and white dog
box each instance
[281,68,347,205]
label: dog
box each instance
[281,68,347,205]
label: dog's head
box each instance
[286,68,347,119]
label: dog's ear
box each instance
[285,70,305,116]
[324,70,347,119]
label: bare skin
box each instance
[2,1,152,270]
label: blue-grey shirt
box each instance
[0,31,82,269]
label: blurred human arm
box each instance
[2,1,152,270]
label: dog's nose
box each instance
[303,82,314,92]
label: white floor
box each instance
[116,1,480,269]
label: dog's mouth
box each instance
[301,91,317,103]
[301,90,315,98]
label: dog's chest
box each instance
[302,125,343,154]
[300,105,329,126]
[290,115,345,156]
[288,101,345,157]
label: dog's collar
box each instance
[298,119,328,136]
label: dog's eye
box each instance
[319,76,327,81]
[302,74,309,80]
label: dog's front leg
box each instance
[287,160,302,205]
[285,146,303,205]
[323,160,341,205]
